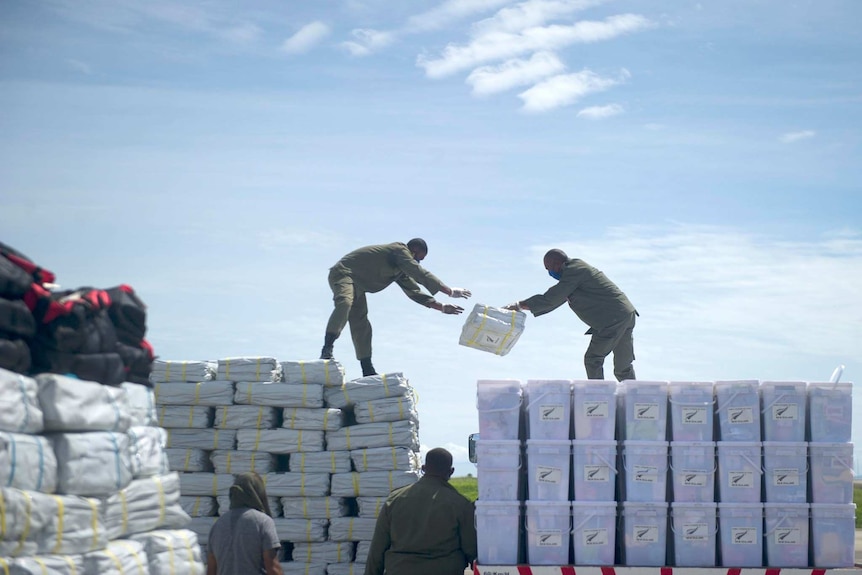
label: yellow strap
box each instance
[362,451,368,471]
[254,429,262,451]
[104,548,124,574]
[116,541,147,574]
[343,384,350,405]
[299,360,307,384]
[225,448,232,471]
[302,384,308,406]
[255,358,261,381]
[212,474,218,496]
[345,427,351,450]
[388,472,393,492]
[0,489,7,537]
[351,473,359,496]
[155,533,176,575]
[300,473,306,497]
[184,449,192,470]
[495,309,518,354]
[305,520,311,541]
[158,406,166,427]
[13,490,32,555]
[330,451,336,473]
[256,407,264,429]
[250,452,257,471]
[0,556,8,575]
[51,495,64,554]
[391,447,397,470]
[466,305,490,346]
[194,382,202,404]
[164,362,171,380]
[155,384,161,406]
[192,496,201,516]
[62,555,78,575]
[298,430,303,451]
[178,531,195,571]
[33,558,47,575]
[120,490,129,536]
[181,362,187,381]
[246,382,253,404]
[287,408,297,429]
[398,398,404,420]
[382,373,389,395]
[190,407,198,428]
[297,453,305,472]
[218,406,227,428]
[388,423,393,446]
[368,403,375,422]
[325,497,331,519]
[166,429,172,448]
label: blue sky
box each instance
[1,0,860,475]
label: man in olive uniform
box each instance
[320,238,471,376]
[365,447,477,575]
[505,248,638,381]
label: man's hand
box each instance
[502,302,522,311]
[441,303,464,315]
[449,287,472,299]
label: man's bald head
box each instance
[423,447,454,479]
[543,249,568,269]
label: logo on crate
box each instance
[772,403,798,421]
[773,469,799,486]
[634,525,658,543]
[538,531,563,547]
[583,528,608,546]
[683,472,707,487]
[584,401,609,418]
[634,402,659,420]
[729,471,753,488]
[483,334,502,345]
[540,404,564,421]
[585,465,610,482]
[682,406,707,424]
[732,527,757,545]
[683,523,708,541]
[775,528,801,545]
[728,407,753,424]
[634,465,657,483]
[537,466,562,484]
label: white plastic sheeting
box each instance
[234,382,324,408]
[349,446,421,472]
[210,449,277,474]
[156,406,213,429]
[290,541,354,563]
[280,562,326,575]
[122,382,158,427]
[325,421,419,452]
[102,473,190,540]
[355,541,371,564]
[356,496,387,518]
[213,405,279,429]
[271,518,327,542]
[177,473,235,497]
[216,496,281,517]
[0,432,57,493]
[327,562,367,575]
[0,554,84,574]
[328,517,377,542]
[288,450,351,474]
[184,517,217,546]
[153,381,234,406]
[280,496,351,519]
[37,374,131,432]
[459,304,526,356]
[280,360,345,387]
[150,360,214,383]
[353,393,418,424]
[179,496,218,517]
[0,487,107,557]
[324,373,411,409]
[165,448,211,472]
[0,369,43,434]
[282,407,344,431]
[330,470,420,497]
[236,429,324,453]
[216,356,280,382]
[82,538,150,575]
[164,428,236,450]
[130,528,205,575]
[263,472,330,497]
[51,431,133,496]
[128,426,169,478]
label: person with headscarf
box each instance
[207,472,283,575]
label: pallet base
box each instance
[473,566,862,575]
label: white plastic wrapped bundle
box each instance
[165,428,236,450]
[0,432,57,493]
[280,497,351,518]
[280,359,345,386]
[177,473,235,497]
[356,496,387,518]
[325,421,419,452]
[179,496,218,517]
[327,562,366,575]
[237,429,324,453]
[82,538,149,575]
[165,448,211,472]
[211,449,278,474]
[123,382,158,427]
[102,473,190,539]
[353,393,418,424]
[290,541,354,563]
[50,431,133,496]
[216,496,281,517]
[157,405,213,429]
[350,446,421,472]
[328,517,377,542]
[217,356,280,382]
[184,517,217,545]
[0,554,84,574]
[214,405,279,429]
[288,450,351,474]
[128,425,169,478]
[280,562,327,575]
[355,541,371,563]
[0,369,43,434]
[130,528,205,575]
[0,487,106,556]
[324,373,411,409]
[153,381,234,406]
[263,472,330,497]
[151,360,214,383]
[37,373,131,432]
[459,304,526,356]
[282,408,344,431]
[330,470,420,497]
[234,382,324,407]
[271,518,327,542]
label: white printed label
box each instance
[540,404,565,421]
[772,403,798,421]
[772,468,800,487]
[728,406,753,424]
[481,569,518,575]
[633,465,657,484]
[584,400,609,418]
[634,402,659,421]
[731,527,758,545]
[682,472,707,487]
[682,406,707,425]
[682,523,709,541]
[536,465,561,484]
[537,530,562,547]
[729,470,754,488]
[634,525,659,543]
[584,465,610,482]
[583,528,608,546]
[775,528,801,545]
[482,333,503,346]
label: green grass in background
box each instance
[855,483,861,528]
[451,475,478,502]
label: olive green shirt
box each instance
[331,243,445,307]
[364,476,477,575]
[523,258,636,331]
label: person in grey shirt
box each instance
[207,472,282,575]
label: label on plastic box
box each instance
[729,470,754,488]
[540,404,565,421]
[585,465,610,482]
[772,469,800,486]
[584,400,609,418]
[732,527,758,545]
[728,406,753,424]
[772,403,798,421]
[634,525,659,543]
[775,528,801,545]
[633,465,658,483]
[634,402,659,420]
[683,523,709,541]
[682,406,708,424]
[536,466,561,484]
[683,472,707,487]
[537,530,562,547]
[583,528,608,546]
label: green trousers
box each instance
[584,311,637,381]
[325,267,373,360]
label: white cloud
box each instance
[406,0,514,32]
[67,59,93,75]
[474,0,607,34]
[282,21,331,54]
[577,103,623,118]
[466,51,566,96]
[341,28,396,56]
[780,130,816,143]
[419,13,653,78]
[519,68,626,113]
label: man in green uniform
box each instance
[365,447,477,575]
[320,239,471,376]
[505,248,638,381]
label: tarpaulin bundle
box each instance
[327,562,367,575]
[281,496,352,519]
[128,529,205,575]
[215,495,281,517]
[0,339,31,379]
[328,517,378,542]
[271,518,328,542]
[117,339,155,386]
[210,449,278,474]
[290,541,355,563]
[179,495,218,517]
[104,284,147,344]
[0,298,36,339]
[0,242,55,295]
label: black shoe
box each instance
[320,345,334,360]
[360,357,377,377]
